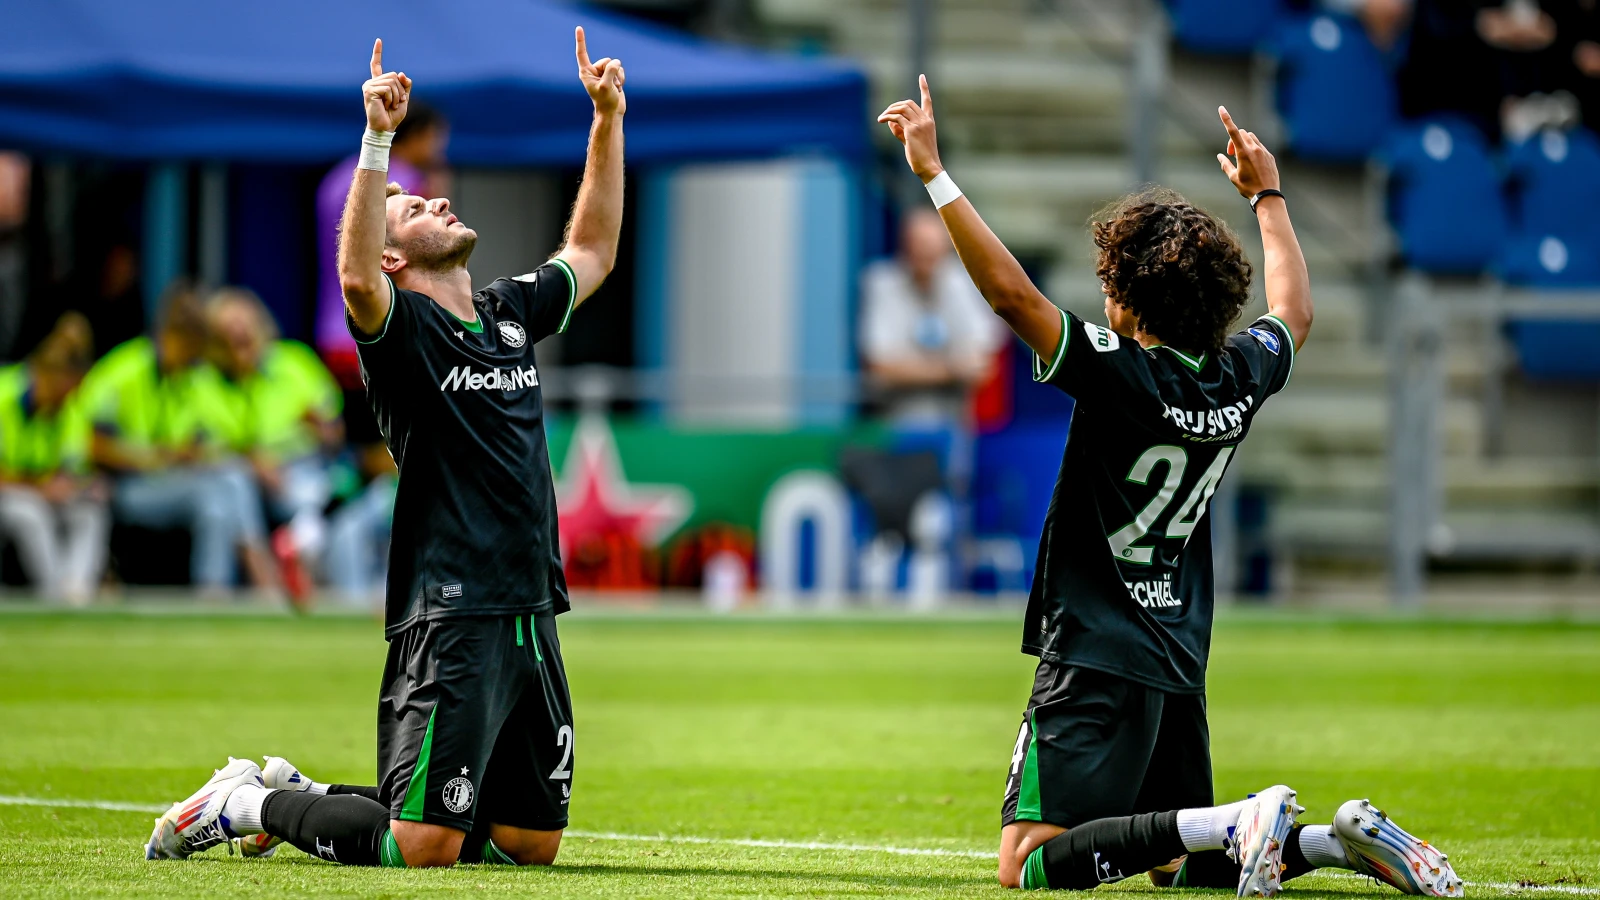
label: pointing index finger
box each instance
[371,39,384,79]
[919,74,933,115]
[576,26,592,71]
[1218,106,1245,151]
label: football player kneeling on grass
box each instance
[878,78,1462,898]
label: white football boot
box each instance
[235,756,315,858]
[1334,799,1464,897]
[145,757,264,860]
[1229,785,1303,898]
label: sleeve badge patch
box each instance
[1248,326,1281,355]
[1082,321,1121,352]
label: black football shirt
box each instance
[1024,307,1295,692]
[349,260,577,637]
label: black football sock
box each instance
[326,783,383,803]
[1171,849,1243,888]
[262,790,399,867]
[1280,824,1316,882]
[1021,811,1188,890]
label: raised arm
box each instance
[338,39,412,336]
[554,26,626,307]
[877,76,1064,362]
[1216,107,1312,351]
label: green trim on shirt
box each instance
[550,258,578,334]
[1032,307,1070,383]
[1157,346,1208,372]
[446,308,483,333]
[351,275,398,345]
[1260,313,1296,386]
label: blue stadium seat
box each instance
[1504,127,1600,237]
[1385,117,1507,273]
[1270,14,1395,162]
[1500,232,1600,380]
[1500,129,1600,379]
[1166,0,1283,55]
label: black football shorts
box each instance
[377,613,574,833]
[1001,660,1213,828]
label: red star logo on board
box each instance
[555,414,692,557]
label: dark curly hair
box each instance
[1091,187,1252,354]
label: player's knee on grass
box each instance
[481,825,562,866]
[999,822,1066,889]
[390,819,466,868]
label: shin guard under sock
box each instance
[326,784,383,803]
[1022,811,1188,890]
[262,790,392,866]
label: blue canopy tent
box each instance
[0,0,868,164]
[0,0,869,343]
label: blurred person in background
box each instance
[315,100,449,389]
[0,153,28,360]
[859,207,1005,574]
[206,287,343,604]
[321,440,396,606]
[0,312,106,604]
[78,282,278,596]
[1399,0,1583,140]
[860,207,1004,427]
[1314,0,1413,50]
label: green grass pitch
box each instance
[0,608,1596,898]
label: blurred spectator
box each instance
[1398,0,1584,141]
[859,208,1004,426]
[0,153,28,359]
[1552,0,1600,130]
[314,101,448,388]
[78,283,277,595]
[321,442,395,605]
[1320,0,1413,49]
[206,287,343,602]
[0,312,106,604]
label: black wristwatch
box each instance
[1249,189,1285,213]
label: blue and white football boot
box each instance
[234,756,315,858]
[145,757,263,860]
[1334,799,1464,897]
[1229,785,1303,898]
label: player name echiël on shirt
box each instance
[880,79,1462,898]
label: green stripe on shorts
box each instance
[398,707,437,822]
[1016,710,1043,821]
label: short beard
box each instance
[397,228,476,273]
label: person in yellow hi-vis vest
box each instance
[0,312,107,604]
[205,287,343,605]
[78,283,278,595]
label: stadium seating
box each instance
[1499,232,1600,380]
[1504,127,1600,238]
[1165,0,1283,55]
[1500,127,1600,380]
[1270,14,1395,162]
[1384,117,1507,274]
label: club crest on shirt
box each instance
[498,320,527,348]
[1248,325,1280,355]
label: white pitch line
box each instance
[0,795,167,814]
[1,795,1593,895]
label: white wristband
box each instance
[924,171,961,209]
[357,128,394,173]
